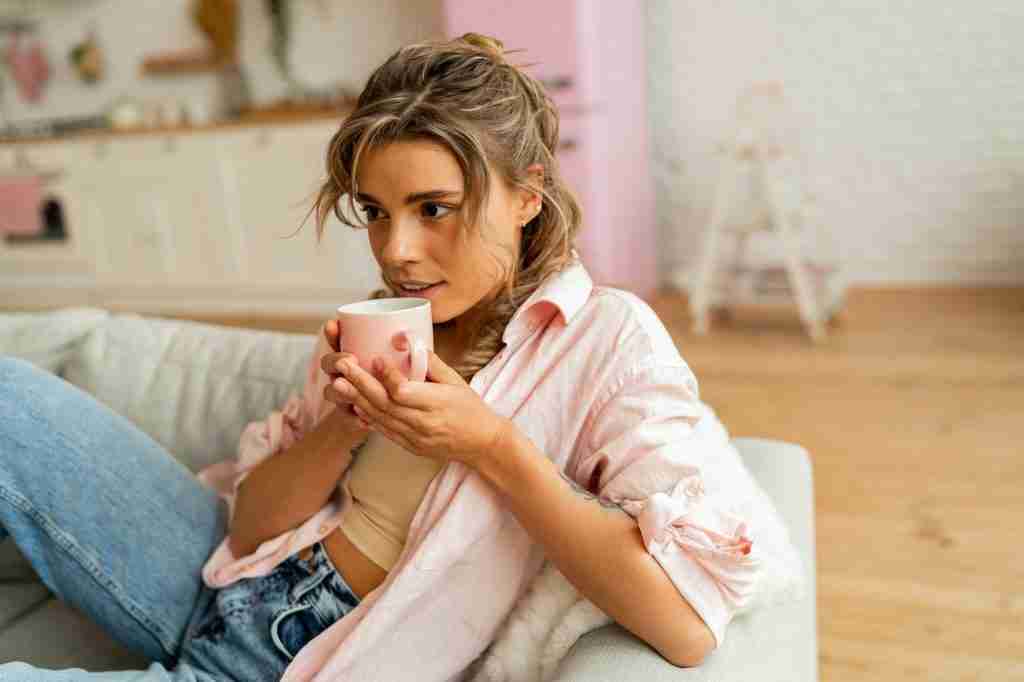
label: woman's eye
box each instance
[422,203,454,220]
[359,205,383,222]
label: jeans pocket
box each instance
[270,600,326,661]
[189,570,290,644]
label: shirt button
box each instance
[319,524,330,533]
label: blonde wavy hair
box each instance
[307,33,583,383]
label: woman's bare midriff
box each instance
[296,336,462,599]
[301,527,388,600]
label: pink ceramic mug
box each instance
[336,298,434,382]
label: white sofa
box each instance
[0,307,818,681]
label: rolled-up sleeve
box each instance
[569,360,763,648]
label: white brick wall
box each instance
[648,0,1024,285]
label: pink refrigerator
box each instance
[442,0,658,300]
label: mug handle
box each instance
[397,330,428,382]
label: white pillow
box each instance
[61,312,315,474]
[0,307,109,375]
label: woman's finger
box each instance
[323,377,360,405]
[323,382,349,407]
[323,319,340,353]
[321,351,357,377]
[345,383,413,437]
[355,405,415,451]
[374,357,411,402]
[339,358,392,411]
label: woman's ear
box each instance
[517,163,545,223]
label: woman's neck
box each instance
[433,320,464,365]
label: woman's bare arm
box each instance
[229,409,364,556]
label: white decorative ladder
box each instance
[687,82,844,342]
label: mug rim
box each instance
[336,297,430,316]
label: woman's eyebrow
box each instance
[355,190,463,205]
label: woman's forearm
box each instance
[474,427,716,667]
[229,409,362,556]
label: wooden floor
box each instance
[175,286,1024,682]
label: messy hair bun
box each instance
[459,32,507,62]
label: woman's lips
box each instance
[399,282,445,298]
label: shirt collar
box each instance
[502,257,593,344]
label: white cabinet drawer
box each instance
[216,123,380,293]
[75,135,236,285]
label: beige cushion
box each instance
[0,307,109,375]
[61,312,314,474]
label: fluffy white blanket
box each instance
[460,560,612,682]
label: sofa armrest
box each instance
[550,438,818,682]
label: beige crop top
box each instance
[337,432,446,571]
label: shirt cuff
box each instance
[624,474,761,648]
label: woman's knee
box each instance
[0,355,54,392]
[0,356,83,442]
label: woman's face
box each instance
[355,138,541,329]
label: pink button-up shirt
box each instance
[195,259,802,681]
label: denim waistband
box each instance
[289,541,359,605]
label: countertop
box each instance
[1,105,355,147]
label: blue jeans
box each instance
[0,356,361,681]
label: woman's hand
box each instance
[321,342,515,468]
[318,319,373,440]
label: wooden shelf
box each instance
[140,50,228,76]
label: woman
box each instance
[0,34,796,681]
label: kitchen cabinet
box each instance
[0,119,380,315]
[80,137,234,286]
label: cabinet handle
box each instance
[540,75,573,91]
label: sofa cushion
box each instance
[0,597,150,671]
[61,313,316,474]
[0,307,109,375]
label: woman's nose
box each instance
[381,218,424,264]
